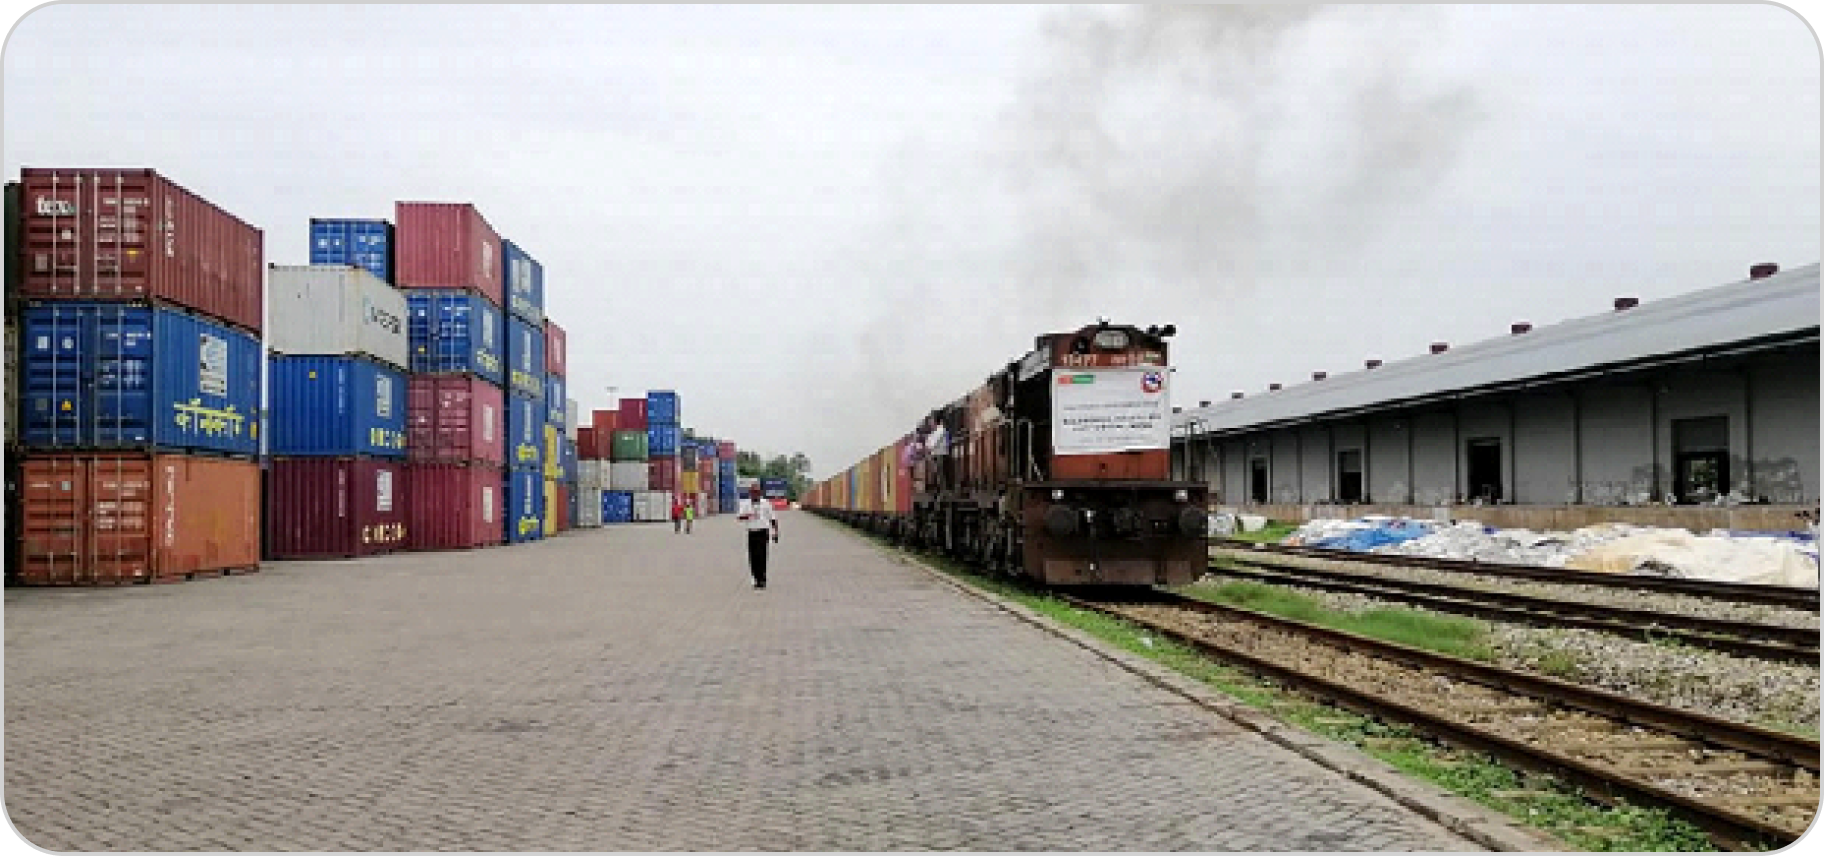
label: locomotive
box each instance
[807,321,1209,587]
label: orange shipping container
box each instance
[18,453,260,585]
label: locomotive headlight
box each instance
[1051,489,1064,501]
[1092,330,1130,349]
[1173,489,1189,503]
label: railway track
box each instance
[1214,540,1820,611]
[1064,589,1820,850]
[1208,549,1819,664]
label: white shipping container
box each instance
[577,487,604,528]
[638,491,671,522]
[609,461,649,492]
[566,398,580,440]
[266,265,410,370]
[578,460,607,491]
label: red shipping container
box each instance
[408,375,505,466]
[544,321,567,377]
[17,452,259,585]
[895,436,913,515]
[555,483,571,531]
[618,399,648,431]
[717,441,736,460]
[405,462,503,550]
[648,457,678,492]
[17,168,264,333]
[592,409,617,433]
[394,202,503,306]
[266,458,408,559]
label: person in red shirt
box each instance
[672,495,685,534]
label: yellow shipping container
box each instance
[543,478,559,536]
[544,425,562,480]
[681,471,701,495]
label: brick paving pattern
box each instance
[6,514,1481,851]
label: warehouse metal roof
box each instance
[1174,263,1821,438]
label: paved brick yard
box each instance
[5,514,1482,851]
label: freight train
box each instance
[805,321,1208,586]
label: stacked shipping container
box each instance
[646,390,681,520]
[265,264,410,558]
[395,202,506,551]
[11,168,266,584]
[8,173,645,585]
[500,236,546,544]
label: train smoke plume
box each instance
[826,6,1483,467]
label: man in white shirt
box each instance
[738,484,781,589]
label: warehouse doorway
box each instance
[1336,449,1364,503]
[1250,458,1268,503]
[1673,416,1729,504]
[1466,438,1502,503]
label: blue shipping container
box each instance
[310,218,394,285]
[20,304,261,455]
[567,482,579,527]
[500,239,545,325]
[407,290,504,386]
[505,468,546,543]
[646,390,680,425]
[505,315,545,400]
[560,437,578,483]
[268,356,407,458]
[506,392,545,472]
[602,490,635,524]
[545,375,565,424]
[647,423,680,458]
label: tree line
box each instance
[735,451,812,500]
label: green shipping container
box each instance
[610,430,649,461]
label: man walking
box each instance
[672,495,685,534]
[738,484,780,588]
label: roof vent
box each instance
[1312,371,1328,381]
[1511,322,1533,335]
[1751,263,1779,279]
[1430,342,1449,355]
[1198,400,1211,408]
[1231,391,1245,400]
[1365,359,1383,369]
[1613,297,1639,311]
[1268,383,1283,391]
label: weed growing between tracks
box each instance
[848,529,1720,851]
[1179,578,1497,662]
[1218,521,1300,544]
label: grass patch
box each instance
[1221,520,1301,544]
[1181,579,1496,662]
[832,522,1723,851]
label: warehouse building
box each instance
[1171,263,1820,531]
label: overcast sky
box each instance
[5,5,1818,476]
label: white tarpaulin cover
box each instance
[1279,516,1820,588]
[1565,530,1820,587]
[1051,367,1172,456]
